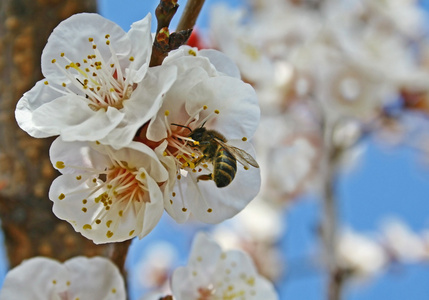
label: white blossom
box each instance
[136,46,261,224]
[337,229,387,278]
[0,256,125,300]
[15,13,176,148]
[48,137,167,244]
[170,232,278,300]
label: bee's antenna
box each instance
[171,123,192,132]
[200,121,207,128]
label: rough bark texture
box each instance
[0,0,111,268]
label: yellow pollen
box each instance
[242,137,248,141]
[172,192,176,197]
[106,40,110,45]
[214,109,220,114]
[88,37,94,42]
[60,53,65,57]
[95,219,101,224]
[164,110,170,116]
[83,224,92,230]
[163,151,168,156]
[244,166,249,170]
[207,208,213,213]
[188,49,197,56]
[129,56,134,61]
[105,34,110,39]
[203,105,208,110]
[55,161,65,169]
[76,175,82,180]
[177,175,182,180]
[82,199,87,204]
[106,231,114,238]
[58,193,65,200]
[66,281,70,286]
[193,141,200,146]
[44,81,49,85]
[92,178,97,183]
[170,199,173,204]
[182,207,187,212]
[106,220,112,228]
[52,280,57,284]
[110,63,115,68]
[119,210,123,217]
[129,230,135,236]
[62,82,66,87]
[96,141,100,145]
[82,207,87,213]
[140,172,146,179]
[112,288,117,294]
[51,59,56,63]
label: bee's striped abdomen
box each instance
[213,148,237,188]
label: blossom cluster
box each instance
[143,232,279,300]
[0,256,126,300]
[15,13,261,244]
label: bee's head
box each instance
[189,127,207,142]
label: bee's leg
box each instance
[197,174,213,182]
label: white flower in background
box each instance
[136,46,261,224]
[135,241,178,291]
[210,4,275,85]
[170,232,278,300]
[0,256,125,300]
[49,137,168,244]
[15,13,176,148]
[254,107,322,203]
[337,229,387,278]
[381,218,427,262]
[211,196,285,282]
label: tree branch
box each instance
[176,0,205,32]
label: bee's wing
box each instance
[214,138,260,169]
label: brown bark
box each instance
[0,0,111,268]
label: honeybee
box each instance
[173,124,259,188]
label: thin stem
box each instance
[320,121,344,300]
[110,239,132,279]
[176,0,205,31]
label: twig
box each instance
[110,239,132,278]
[176,0,205,31]
[320,121,344,300]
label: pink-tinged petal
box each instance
[41,13,130,82]
[186,76,260,140]
[64,257,126,300]
[0,257,70,300]
[32,95,124,141]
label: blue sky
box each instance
[1,1,429,299]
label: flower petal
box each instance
[64,256,126,300]
[41,13,131,82]
[186,76,260,140]
[32,95,124,141]
[0,257,69,300]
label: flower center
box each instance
[47,35,137,111]
[161,105,220,171]
[95,161,147,211]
